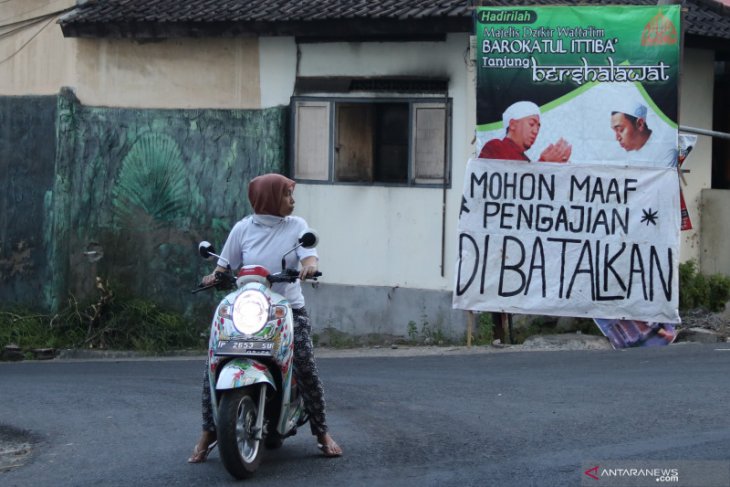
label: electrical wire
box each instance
[0,14,55,66]
[0,0,76,67]
[0,0,72,27]
[0,12,56,40]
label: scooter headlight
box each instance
[231,290,270,335]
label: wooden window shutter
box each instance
[294,101,330,181]
[412,102,448,184]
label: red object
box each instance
[237,265,270,279]
[478,137,530,162]
[680,188,692,231]
[236,265,271,287]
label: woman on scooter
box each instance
[188,173,343,462]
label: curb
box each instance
[2,331,726,363]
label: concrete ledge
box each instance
[522,333,612,351]
[676,327,722,343]
[303,283,468,343]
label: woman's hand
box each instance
[202,266,227,286]
[299,256,319,280]
[299,264,318,281]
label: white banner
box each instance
[453,158,680,323]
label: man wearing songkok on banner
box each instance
[610,99,678,168]
[478,101,572,163]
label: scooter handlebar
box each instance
[191,270,236,294]
[193,268,322,291]
[267,269,322,284]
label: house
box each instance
[1,0,729,342]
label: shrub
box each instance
[472,313,494,345]
[679,261,730,312]
[0,279,203,353]
[707,274,730,312]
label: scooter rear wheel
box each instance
[218,387,262,479]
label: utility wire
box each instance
[0,10,58,30]
[0,12,56,40]
[0,14,55,66]
[0,0,72,27]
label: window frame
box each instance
[290,95,452,188]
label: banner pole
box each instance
[466,311,474,347]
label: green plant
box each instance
[0,280,203,354]
[318,327,355,348]
[420,315,450,345]
[472,313,494,346]
[407,321,418,342]
[707,274,730,312]
[679,261,730,312]
[0,309,59,350]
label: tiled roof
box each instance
[480,1,730,40]
[59,0,730,42]
[60,1,471,23]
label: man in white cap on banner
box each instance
[478,100,572,162]
[610,99,678,167]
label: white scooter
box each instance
[193,230,320,479]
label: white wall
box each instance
[259,34,473,291]
[74,37,261,109]
[700,189,730,275]
[0,0,76,95]
[678,48,715,265]
[259,37,297,108]
[0,1,263,109]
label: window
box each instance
[291,97,450,186]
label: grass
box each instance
[0,279,204,356]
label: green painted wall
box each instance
[3,88,287,321]
[0,96,57,307]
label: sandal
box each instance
[317,439,342,458]
[187,440,217,463]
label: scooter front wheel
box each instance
[218,387,262,479]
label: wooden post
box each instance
[501,313,511,345]
[466,311,474,347]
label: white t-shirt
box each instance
[218,214,318,309]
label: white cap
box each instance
[613,99,648,120]
[502,101,540,128]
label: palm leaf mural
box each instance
[112,133,188,227]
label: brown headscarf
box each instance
[247,173,295,216]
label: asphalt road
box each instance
[1,343,729,487]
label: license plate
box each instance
[215,340,275,357]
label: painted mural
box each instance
[0,95,57,307]
[2,88,287,321]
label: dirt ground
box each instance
[678,307,730,341]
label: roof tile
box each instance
[58,0,730,40]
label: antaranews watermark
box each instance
[581,460,730,487]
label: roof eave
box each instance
[60,17,473,40]
[686,32,730,58]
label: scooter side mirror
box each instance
[198,241,216,259]
[298,229,319,249]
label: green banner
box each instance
[475,5,680,167]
